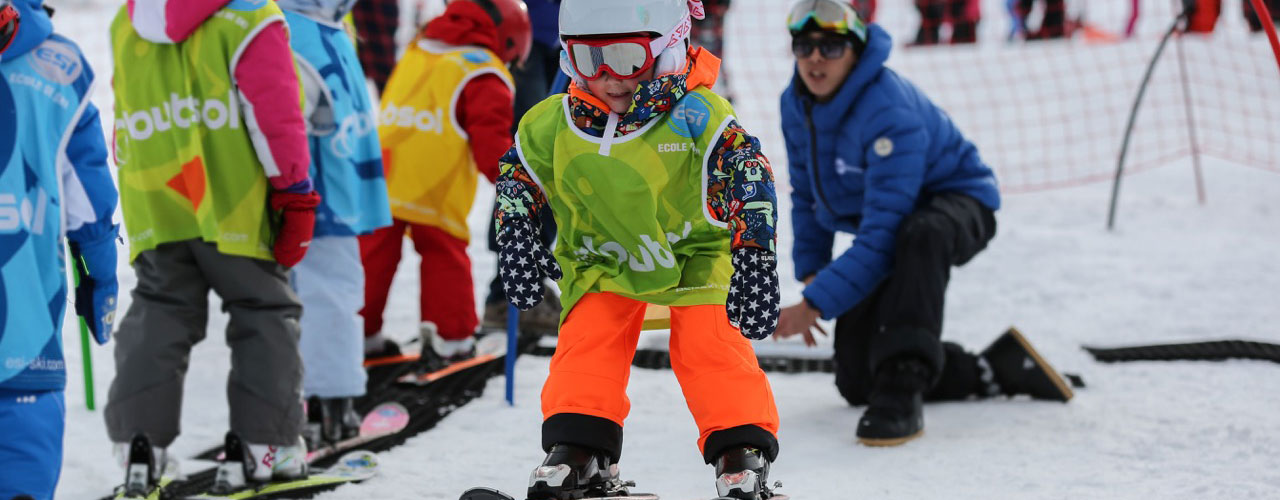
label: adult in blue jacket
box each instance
[775,0,1070,447]
[0,1,120,498]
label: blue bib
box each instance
[285,11,391,237]
[0,35,93,391]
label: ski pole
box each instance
[73,251,96,411]
[505,303,518,406]
[79,316,95,411]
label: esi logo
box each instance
[668,92,712,139]
[226,0,268,11]
[33,41,83,85]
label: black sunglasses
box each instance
[791,37,853,59]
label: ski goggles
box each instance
[564,35,668,81]
[0,0,18,55]
[791,36,854,59]
[786,0,867,42]
[562,4,699,82]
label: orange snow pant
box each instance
[541,292,780,463]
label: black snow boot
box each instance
[857,357,931,446]
[981,327,1074,402]
[527,443,620,500]
[713,446,775,500]
[305,396,363,449]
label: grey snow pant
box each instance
[105,239,305,447]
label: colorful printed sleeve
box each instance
[493,145,550,230]
[706,120,778,253]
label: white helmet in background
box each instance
[560,0,701,40]
[557,0,706,82]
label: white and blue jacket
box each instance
[0,0,117,392]
[283,7,391,237]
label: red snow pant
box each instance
[540,292,780,463]
[358,218,476,340]
[1187,0,1280,32]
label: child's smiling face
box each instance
[586,68,656,114]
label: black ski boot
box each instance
[305,396,363,449]
[363,333,402,359]
[857,357,931,447]
[713,446,775,500]
[121,434,157,498]
[981,327,1074,402]
[527,443,621,500]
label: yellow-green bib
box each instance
[513,89,740,318]
[110,3,291,261]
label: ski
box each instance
[183,449,379,500]
[306,401,409,462]
[396,333,508,386]
[112,476,176,500]
[457,488,789,500]
[459,487,659,500]
[205,401,410,462]
[106,403,406,500]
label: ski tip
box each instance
[360,401,410,435]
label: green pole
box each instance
[72,250,96,411]
[79,316,95,411]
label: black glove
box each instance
[727,246,780,340]
[497,217,562,311]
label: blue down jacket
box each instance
[780,23,1000,319]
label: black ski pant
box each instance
[833,192,996,405]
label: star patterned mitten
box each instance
[497,217,562,311]
[727,246,780,340]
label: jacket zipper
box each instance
[804,100,837,220]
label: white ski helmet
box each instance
[558,0,706,80]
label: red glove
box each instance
[270,191,321,268]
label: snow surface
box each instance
[49,0,1280,498]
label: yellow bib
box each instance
[378,39,513,240]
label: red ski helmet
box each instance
[472,0,532,66]
[0,0,19,55]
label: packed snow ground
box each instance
[51,0,1280,498]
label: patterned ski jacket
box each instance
[495,47,777,316]
[1,0,118,392]
[780,23,1000,319]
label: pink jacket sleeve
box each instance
[233,21,313,193]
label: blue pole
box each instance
[505,303,519,406]
[1006,0,1025,41]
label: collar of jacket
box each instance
[5,0,52,58]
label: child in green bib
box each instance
[492,1,784,498]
